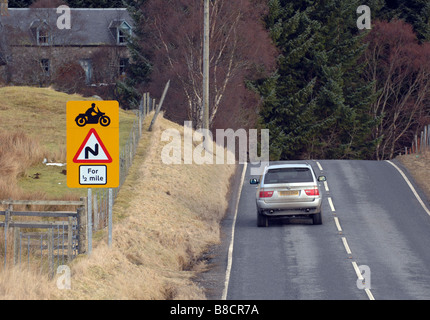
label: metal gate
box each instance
[0,199,86,276]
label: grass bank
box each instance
[53,115,236,299]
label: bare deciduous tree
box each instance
[364,20,430,159]
[139,0,276,129]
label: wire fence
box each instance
[405,124,430,155]
[88,92,156,235]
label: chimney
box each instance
[1,0,8,16]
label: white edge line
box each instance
[386,160,430,217]
[222,162,247,300]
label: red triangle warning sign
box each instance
[73,128,112,163]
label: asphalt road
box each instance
[223,159,430,300]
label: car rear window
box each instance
[264,168,314,184]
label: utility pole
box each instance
[202,0,210,147]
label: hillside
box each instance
[0,86,236,299]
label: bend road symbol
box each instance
[85,143,99,159]
[73,128,112,163]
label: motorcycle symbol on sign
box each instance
[75,103,111,127]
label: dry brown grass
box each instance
[0,114,237,300]
[0,130,47,200]
[0,129,79,211]
[397,151,430,201]
[0,266,57,300]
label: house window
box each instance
[40,59,50,75]
[37,27,50,45]
[109,20,132,45]
[30,20,51,46]
[117,22,131,45]
[118,29,126,44]
[119,58,129,75]
[79,59,92,84]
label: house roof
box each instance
[0,8,133,46]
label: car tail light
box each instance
[259,190,274,198]
[305,188,320,196]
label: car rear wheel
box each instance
[312,211,322,225]
[257,211,268,227]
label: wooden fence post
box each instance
[145,92,149,115]
[148,80,170,132]
[139,95,143,137]
[428,125,430,149]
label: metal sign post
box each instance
[108,188,113,247]
[87,188,92,254]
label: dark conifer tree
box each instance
[308,0,377,159]
[256,0,377,160]
[254,1,320,160]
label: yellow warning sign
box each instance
[67,101,119,188]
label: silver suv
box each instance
[250,163,326,227]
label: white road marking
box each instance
[328,197,336,212]
[324,180,329,192]
[316,161,323,171]
[386,160,430,217]
[365,288,375,300]
[326,172,375,300]
[334,216,342,233]
[342,237,352,255]
[352,261,363,280]
[222,162,247,300]
[352,261,375,300]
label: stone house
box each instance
[0,5,132,90]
